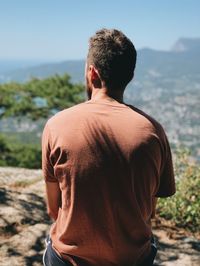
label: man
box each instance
[42,28,175,266]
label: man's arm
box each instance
[42,122,62,221]
[45,181,62,221]
[155,128,176,198]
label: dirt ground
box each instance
[0,167,199,266]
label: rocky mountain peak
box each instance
[171,38,200,52]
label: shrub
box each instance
[158,148,200,232]
[0,134,41,169]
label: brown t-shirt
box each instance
[42,98,175,266]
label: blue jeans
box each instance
[43,236,72,266]
[43,236,157,266]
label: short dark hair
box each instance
[87,28,137,90]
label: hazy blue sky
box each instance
[0,0,199,61]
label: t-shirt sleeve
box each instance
[42,122,57,182]
[155,132,176,197]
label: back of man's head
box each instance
[87,28,137,91]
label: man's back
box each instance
[42,97,175,266]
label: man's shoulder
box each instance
[126,104,166,135]
[47,101,89,125]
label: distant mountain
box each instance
[0,59,47,75]
[0,38,200,84]
[136,38,200,79]
[171,38,200,52]
[0,60,85,84]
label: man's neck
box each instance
[90,87,124,103]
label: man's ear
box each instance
[90,65,100,82]
[89,65,102,88]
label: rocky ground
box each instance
[0,167,199,266]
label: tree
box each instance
[0,74,85,120]
[0,74,85,168]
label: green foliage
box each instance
[0,74,85,169]
[3,131,40,145]
[0,74,85,120]
[0,134,41,169]
[0,135,11,166]
[158,148,200,232]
